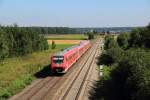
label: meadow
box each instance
[0,33,88,99]
[0,44,74,99]
[45,34,88,40]
[47,40,82,44]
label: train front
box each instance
[51,55,66,73]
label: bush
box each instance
[99,50,150,100]
[93,50,150,100]
[51,40,56,49]
[129,26,150,48]
[104,35,118,50]
[117,33,129,49]
[87,32,94,40]
[98,47,124,65]
[129,28,143,48]
[0,74,34,99]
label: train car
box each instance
[78,41,90,57]
[51,40,91,73]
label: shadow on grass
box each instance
[34,65,64,78]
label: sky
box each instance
[0,0,149,27]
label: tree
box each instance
[107,30,110,34]
[0,25,49,57]
[19,28,33,55]
[93,23,150,100]
[38,36,49,50]
[117,33,129,49]
[107,50,150,100]
[0,28,9,61]
[98,47,124,65]
[51,40,56,49]
[140,28,150,48]
[87,32,94,40]
[129,25,150,49]
[104,35,118,50]
[147,22,150,29]
[129,28,142,48]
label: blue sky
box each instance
[0,0,149,27]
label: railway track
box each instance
[56,40,100,100]
[9,39,100,100]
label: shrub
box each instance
[98,47,124,65]
[104,35,118,50]
[51,40,56,49]
[87,32,94,40]
[110,50,150,100]
[117,33,129,49]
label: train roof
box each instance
[54,40,89,56]
[55,45,78,56]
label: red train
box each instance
[51,40,91,73]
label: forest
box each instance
[90,23,150,100]
[0,24,49,61]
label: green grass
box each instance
[103,65,111,78]
[45,34,88,40]
[0,44,74,100]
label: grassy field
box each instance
[0,44,74,99]
[47,40,83,44]
[45,34,88,40]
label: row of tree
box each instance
[0,25,49,61]
[90,23,150,100]
[20,27,77,34]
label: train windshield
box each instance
[53,56,64,64]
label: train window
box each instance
[53,59,63,64]
[53,56,64,64]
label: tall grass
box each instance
[0,44,74,99]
